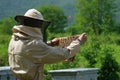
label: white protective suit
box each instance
[8,25,81,80]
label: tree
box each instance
[74,0,117,34]
[81,36,101,67]
[37,6,67,34]
[0,17,16,35]
[98,52,120,80]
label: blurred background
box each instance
[0,0,120,80]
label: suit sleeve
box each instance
[25,39,81,64]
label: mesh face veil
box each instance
[41,22,51,42]
[14,9,51,42]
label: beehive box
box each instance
[0,66,16,80]
[49,68,99,80]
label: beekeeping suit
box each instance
[8,9,86,80]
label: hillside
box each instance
[0,0,77,25]
[1,0,120,24]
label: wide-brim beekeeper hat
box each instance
[14,9,51,28]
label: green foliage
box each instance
[98,48,120,80]
[0,17,16,35]
[66,25,82,35]
[0,35,11,66]
[114,24,120,33]
[75,0,117,34]
[0,17,14,66]
[0,53,8,66]
[81,36,101,67]
[37,5,67,34]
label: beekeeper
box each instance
[8,9,87,80]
